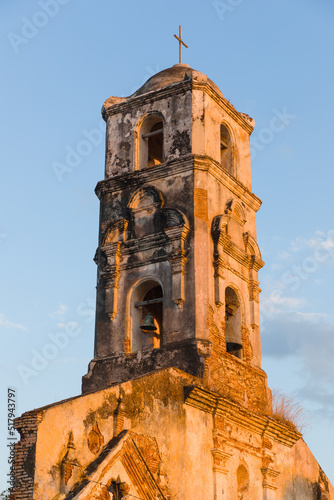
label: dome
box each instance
[131,63,223,98]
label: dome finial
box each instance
[174,25,188,64]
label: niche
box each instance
[237,464,250,499]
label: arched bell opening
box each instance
[225,286,242,359]
[220,123,234,175]
[138,114,164,169]
[129,279,163,353]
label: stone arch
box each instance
[162,207,189,229]
[225,283,245,317]
[128,185,164,210]
[225,199,246,226]
[126,276,164,353]
[224,199,246,248]
[128,186,164,239]
[134,111,165,170]
[102,219,128,246]
[220,121,237,176]
[243,232,262,260]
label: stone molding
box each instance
[96,156,194,198]
[261,466,280,491]
[65,430,169,500]
[192,80,254,134]
[243,232,263,261]
[102,80,193,119]
[225,198,246,227]
[98,186,190,309]
[82,340,210,393]
[95,154,261,214]
[194,155,262,212]
[211,448,233,474]
[184,386,301,448]
[212,228,264,272]
[102,77,254,135]
[121,233,170,265]
[211,214,264,307]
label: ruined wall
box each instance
[13,411,43,500]
[204,305,270,413]
[13,368,334,500]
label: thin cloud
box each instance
[57,321,79,330]
[262,312,334,422]
[49,303,68,318]
[262,313,334,393]
[0,313,27,331]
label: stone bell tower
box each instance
[82,62,269,414]
[13,59,334,500]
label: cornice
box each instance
[102,79,254,136]
[96,155,261,215]
[102,80,193,120]
[192,81,254,135]
[194,155,262,212]
[214,436,262,460]
[95,156,194,199]
[184,386,301,448]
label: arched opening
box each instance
[130,279,163,352]
[237,464,250,499]
[220,124,233,175]
[225,286,242,359]
[138,114,164,169]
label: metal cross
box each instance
[174,25,188,64]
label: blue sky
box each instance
[1,0,334,491]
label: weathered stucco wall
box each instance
[13,368,333,499]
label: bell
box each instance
[140,312,157,332]
[225,318,242,351]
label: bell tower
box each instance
[82,63,269,413]
[13,52,334,500]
